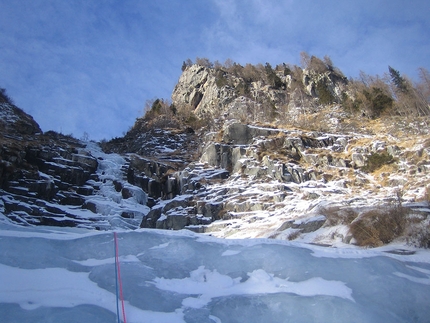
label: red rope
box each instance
[114,232,127,323]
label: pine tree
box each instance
[388,66,408,93]
[264,63,283,89]
[0,88,14,104]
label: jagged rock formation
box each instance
[1,61,430,247]
[0,101,148,228]
[172,62,347,127]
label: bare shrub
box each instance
[388,66,430,117]
[143,98,174,121]
[406,222,430,248]
[309,56,328,74]
[176,104,209,130]
[242,63,261,83]
[349,206,409,247]
[300,51,311,69]
[195,57,213,68]
[149,115,180,129]
[346,75,394,118]
[287,230,301,240]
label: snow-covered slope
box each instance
[0,223,429,323]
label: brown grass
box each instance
[374,163,398,177]
[287,230,301,240]
[349,206,408,247]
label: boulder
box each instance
[59,192,85,206]
[278,215,327,233]
[140,206,162,228]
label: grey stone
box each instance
[351,153,366,167]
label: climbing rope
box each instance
[114,232,127,323]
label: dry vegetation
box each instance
[141,98,209,132]
[349,206,408,247]
[287,230,302,240]
[319,202,430,249]
[406,221,430,248]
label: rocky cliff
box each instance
[171,62,347,128]
[0,100,149,229]
[1,61,430,248]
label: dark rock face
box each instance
[101,123,200,167]
[200,123,347,185]
[138,162,231,230]
[0,133,100,227]
[126,154,178,199]
[0,103,104,227]
[0,102,42,135]
[140,194,214,230]
[1,101,209,230]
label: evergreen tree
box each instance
[0,88,14,104]
[264,63,283,89]
[388,66,408,93]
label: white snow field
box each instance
[0,223,430,323]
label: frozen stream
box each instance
[0,223,429,323]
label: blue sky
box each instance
[1,0,429,140]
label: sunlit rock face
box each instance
[171,63,347,125]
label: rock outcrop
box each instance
[171,63,347,126]
[0,102,42,135]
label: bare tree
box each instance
[323,55,334,70]
[195,57,213,68]
[300,51,311,69]
[417,67,430,103]
[223,58,234,69]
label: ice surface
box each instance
[1,223,430,323]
